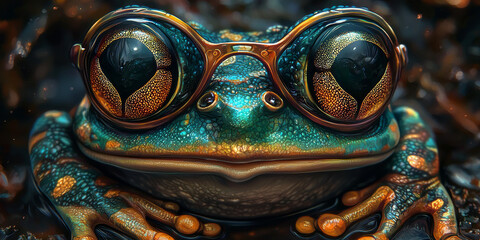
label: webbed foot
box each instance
[29,111,221,240]
[59,187,221,240]
[296,176,460,239]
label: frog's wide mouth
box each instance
[74,96,400,181]
[78,143,394,182]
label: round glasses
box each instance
[71,6,407,131]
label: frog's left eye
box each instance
[307,23,393,122]
[89,25,178,120]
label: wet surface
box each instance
[0,0,479,239]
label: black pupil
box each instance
[99,38,156,101]
[330,41,387,102]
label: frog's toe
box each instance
[117,191,222,237]
[314,185,395,238]
[351,179,459,240]
[296,178,460,239]
[59,205,174,240]
[109,207,174,240]
[57,188,220,239]
[341,180,383,207]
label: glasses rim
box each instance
[73,6,407,131]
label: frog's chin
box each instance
[78,143,394,182]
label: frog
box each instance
[28,6,462,240]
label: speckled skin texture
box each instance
[28,6,460,240]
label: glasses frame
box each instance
[72,7,407,131]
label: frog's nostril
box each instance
[197,91,219,112]
[262,91,284,111]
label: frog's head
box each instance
[71,6,406,181]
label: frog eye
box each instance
[307,23,393,122]
[89,25,178,120]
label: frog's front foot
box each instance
[59,187,221,240]
[29,111,221,240]
[297,176,459,240]
[296,107,461,240]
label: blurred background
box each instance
[0,0,479,239]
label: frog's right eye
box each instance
[89,25,178,120]
[306,22,394,123]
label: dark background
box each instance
[0,0,478,239]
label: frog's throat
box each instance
[78,143,393,182]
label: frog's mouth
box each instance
[79,143,394,182]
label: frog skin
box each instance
[28,6,461,240]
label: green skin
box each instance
[29,7,460,240]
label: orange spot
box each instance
[52,176,76,198]
[128,144,161,154]
[381,144,391,151]
[407,155,427,171]
[403,133,421,140]
[403,132,429,141]
[76,123,92,143]
[220,31,243,41]
[427,198,444,211]
[183,114,190,125]
[404,108,418,117]
[389,122,398,132]
[105,140,121,150]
